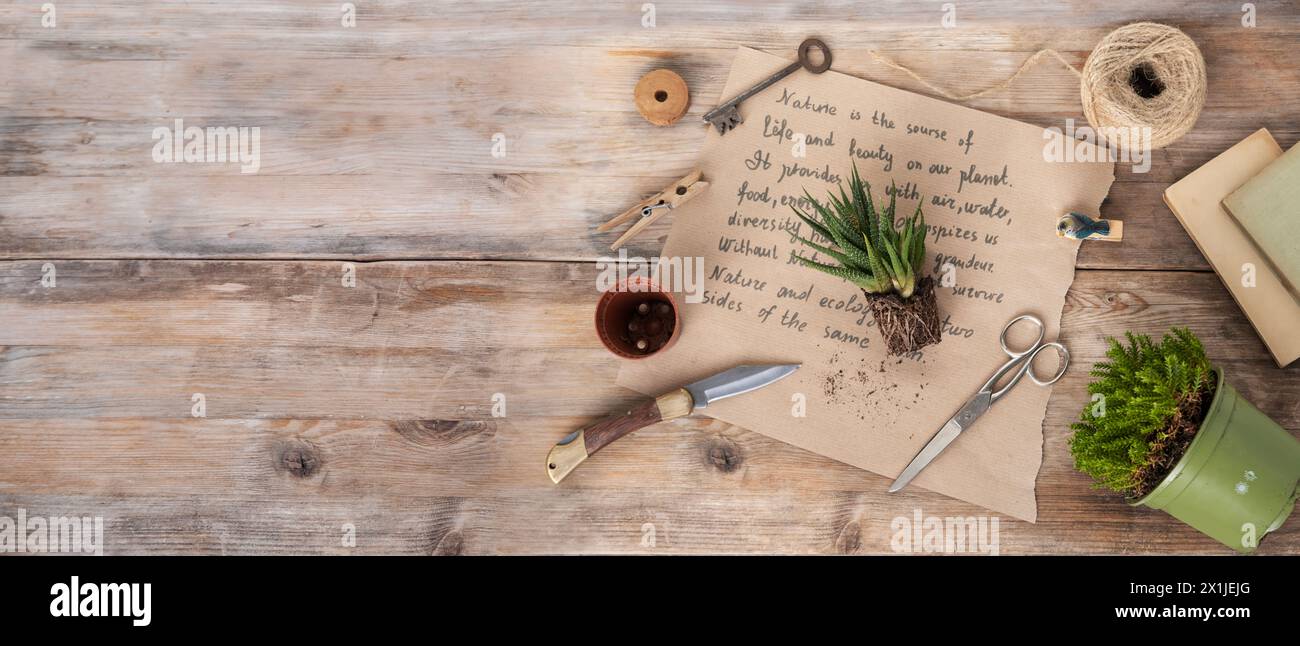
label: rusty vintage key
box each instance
[702,38,832,135]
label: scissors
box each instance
[888,314,1070,493]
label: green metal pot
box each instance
[1130,368,1300,553]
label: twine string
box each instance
[864,23,1207,151]
[867,48,1081,102]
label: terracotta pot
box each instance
[595,277,680,359]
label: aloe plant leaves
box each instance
[788,165,927,298]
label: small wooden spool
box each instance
[634,69,690,126]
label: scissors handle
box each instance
[986,315,1070,402]
[999,314,1045,355]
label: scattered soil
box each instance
[819,351,930,421]
[823,367,845,398]
[866,276,942,356]
[1131,376,1217,498]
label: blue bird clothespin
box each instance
[1057,212,1123,242]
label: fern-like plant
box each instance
[1069,327,1214,496]
[789,165,926,299]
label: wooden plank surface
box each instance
[2,1,1298,268]
[1,260,1296,554]
[1,1,1298,554]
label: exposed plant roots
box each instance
[866,276,942,356]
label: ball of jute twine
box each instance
[1080,23,1206,150]
[867,22,1206,151]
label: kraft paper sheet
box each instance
[617,48,1114,521]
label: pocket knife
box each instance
[547,364,800,483]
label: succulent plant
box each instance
[789,165,926,299]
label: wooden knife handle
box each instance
[547,388,693,483]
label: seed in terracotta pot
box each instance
[628,320,641,333]
[637,302,650,315]
[654,303,671,317]
[645,318,663,335]
[636,339,648,351]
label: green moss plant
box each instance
[1069,327,1214,496]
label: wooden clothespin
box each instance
[598,170,708,250]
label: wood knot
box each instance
[273,439,321,478]
[390,419,495,446]
[704,436,744,473]
[1099,290,1146,313]
[834,520,863,555]
[430,529,465,556]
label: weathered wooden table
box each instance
[2,1,1297,554]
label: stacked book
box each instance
[1164,129,1300,367]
